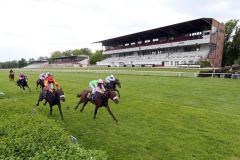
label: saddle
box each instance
[88,92,100,103]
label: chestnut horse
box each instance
[75,90,119,122]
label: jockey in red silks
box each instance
[44,73,60,93]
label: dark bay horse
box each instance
[9,73,14,81]
[36,79,44,90]
[104,79,121,97]
[36,88,65,120]
[75,90,119,122]
[16,79,31,92]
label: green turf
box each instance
[1,69,240,160]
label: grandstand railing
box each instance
[105,35,204,52]
[19,68,240,79]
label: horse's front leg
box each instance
[36,83,39,89]
[44,100,47,106]
[50,105,53,115]
[36,99,40,106]
[115,89,120,98]
[93,106,99,119]
[58,104,64,120]
[80,100,89,112]
[26,85,31,92]
[36,92,43,106]
[105,104,118,122]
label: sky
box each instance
[0,0,239,62]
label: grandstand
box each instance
[24,60,49,69]
[95,18,224,67]
[50,55,89,68]
[24,56,89,68]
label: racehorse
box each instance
[104,79,121,97]
[75,90,119,122]
[9,73,14,81]
[16,79,31,92]
[36,79,44,90]
[36,88,65,120]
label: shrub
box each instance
[0,105,107,160]
[195,61,211,67]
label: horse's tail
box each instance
[76,93,81,98]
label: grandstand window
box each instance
[184,46,199,52]
[138,41,142,44]
[196,46,200,51]
[159,37,167,42]
[145,40,151,43]
[204,31,210,35]
[131,42,136,45]
[153,38,158,42]
[151,51,156,54]
[125,43,130,46]
[169,36,174,40]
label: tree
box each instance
[50,51,62,59]
[28,58,35,63]
[222,19,240,66]
[90,50,109,64]
[18,58,28,68]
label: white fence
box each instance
[12,68,240,79]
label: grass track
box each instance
[1,69,240,160]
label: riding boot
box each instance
[90,93,95,102]
[42,90,48,99]
[45,91,49,99]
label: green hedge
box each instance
[0,105,107,160]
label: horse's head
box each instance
[105,90,119,104]
[116,79,121,88]
[57,88,65,102]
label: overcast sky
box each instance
[0,0,239,61]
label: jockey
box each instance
[105,75,116,83]
[43,73,60,93]
[88,79,105,101]
[18,73,27,86]
[45,72,50,78]
[39,73,46,81]
[19,73,26,80]
[9,69,14,74]
[89,79,105,94]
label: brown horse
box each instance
[104,79,121,97]
[9,73,14,81]
[36,88,65,120]
[75,90,119,122]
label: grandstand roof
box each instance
[95,18,214,46]
[53,55,89,60]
